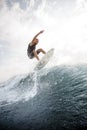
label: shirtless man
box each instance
[27,30,46,61]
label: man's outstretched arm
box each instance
[32,30,44,42]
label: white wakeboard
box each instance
[34,48,54,71]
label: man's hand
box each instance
[40,30,44,33]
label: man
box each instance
[27,30,46,61]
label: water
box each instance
[0,65,87,130]
[0,0,87,130]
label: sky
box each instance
[0,0,87,82]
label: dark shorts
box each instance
[27,50,40,59]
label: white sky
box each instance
[0,0,87,82]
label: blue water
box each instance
[0,65,87,130]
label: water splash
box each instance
[0,71,38,107]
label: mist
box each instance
[0,0,87,82]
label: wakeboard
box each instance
[34,48,54,71]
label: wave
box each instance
[0,65,87,129]
[0,65,87,107]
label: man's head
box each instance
[33,38,39,45]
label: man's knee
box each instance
[39,48,43,51]
[38,48,42,52]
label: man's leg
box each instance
[36,48,46,55]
